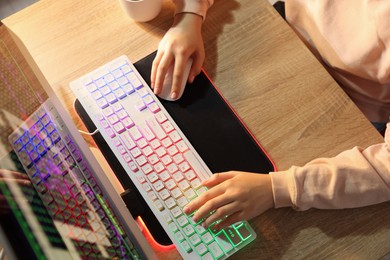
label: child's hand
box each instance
[151,12,204,98]
[183,171,274,229]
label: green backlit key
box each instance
[224,227,242,246]
[235,223,252,240]
[216,231,234,253]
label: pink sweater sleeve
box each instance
[172,0,214,20]
[271,122,390,210]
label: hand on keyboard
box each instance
[183,171,274,230]
[151,12,204,99]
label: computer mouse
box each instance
[157,59,192,101]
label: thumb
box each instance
[188,56,203,83]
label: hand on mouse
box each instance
[183,171,274,230]
[151,12,205,100]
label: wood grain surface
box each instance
[2,0,389,258]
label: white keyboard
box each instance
[70,55,256,259]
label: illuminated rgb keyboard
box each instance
[8,100,141,259]
[71,55,256,259]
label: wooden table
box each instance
[3,0,389,258]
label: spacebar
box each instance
[183,150,210,181]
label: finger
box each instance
[1,178,31,186]
[151,50,164,89]
[188,53,204,83]
[184,172,237,215]
[183,183,226,215]
[170,56,187,99]
[0,170,29,180]
[214,211,245,230]
[201,201,240,228]
[190,190,234,223]
[154,53,173,95]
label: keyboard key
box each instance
[154,200,164,211]
[169,222,178,232]
[162,121,174,133]
[208,241,224,258]
[120,132,136,150]
[155,111,167,123]
[129,127,142,140]
[171,206,182,218]
[148,103,160,113]
[127,72,143,89]
[138,123,155,141]
[159,189,170,200]
[171,187,183,199]
[177,196,189,207]
[135,100,146,111]
[236,223,252,240]
[201,232,214,244]
[122,83,135,94]
[195,243,208,256]
[181,240,192,253]
[202,252,214,260]
[175,231,185,242]
[216,232,234,253]
[224,227,242,246]
[159,171,170,182]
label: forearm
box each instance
[271,122,390,210]
[172,0,214,20]
[172,11,203,29]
